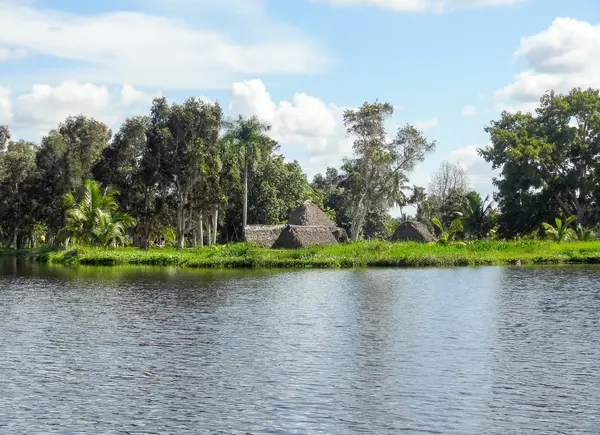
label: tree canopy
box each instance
[2,86,600,248]
[479,87,600,238]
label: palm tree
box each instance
[222,115,276,227]
[432,217,463,244]
[462,192,495,239]
[542,216,576,243]
[61,179,136,247]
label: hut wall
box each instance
[243,225,285,248]
[273,225,338,249]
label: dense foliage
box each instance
[2,87,600,249]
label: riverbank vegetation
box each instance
[34,240,600,268]
[1,87,600,259]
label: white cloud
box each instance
[121,84,159,106]
[0,47,27,61]
[415,117,438,130]
[313,0,525,13]
[0,86,12,123]
[495,18,600,112]
[461,104,477,117]
[449,145,480,167]
[11,81,153,131]
[449,144,497,193]
[0,2,326,90]
[229,79,353,173]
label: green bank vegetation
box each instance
[35,240,600,268]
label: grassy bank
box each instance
[22,240,600,269]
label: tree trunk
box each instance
[212,208,218,245]
[207,220,213,246]
[576,202,585,226]
[199,213,204,248]
[140,233,149,250]
[176,193,186,249]
[11,226,19,249]
[243,158,248,228]
[177,206,185,249]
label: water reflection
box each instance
[1,261,600,433]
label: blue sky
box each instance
[1,0,599,206]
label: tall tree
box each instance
[0,125,10,150]
[159,97,223,249]
[480,88,600,232]
[342,101,436,240]
[223,115,276,227]
[408,185,427,217]
[0,139,38,248]
[93,115,171,249]
[428,161,469,201]
[36,116,112,242]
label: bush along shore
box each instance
[16,240,600,269]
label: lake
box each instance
[1,259,600,434]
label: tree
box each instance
[94,115,171,249]
[342,101,436,240]
[0,139,38,248]
[35,116,112,242]
[0,125,10,151]
[432,217,463,244]
[61,179,136,247]
[480,88,600,234]
[542,216,577,243]
[153,97,223,249]
[408,185,427,217]
[223,115,276,228]
[462,191,496,239]
[428,161,469,201]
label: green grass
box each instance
[22,240,600,269]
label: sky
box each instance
[1,0,599,211]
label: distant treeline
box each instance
[0,87,599,249]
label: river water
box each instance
[1,259,600,434]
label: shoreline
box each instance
[3,241,600,269]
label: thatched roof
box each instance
[243,225,286,248]
[331,227,349,243]
[287,200,336,228]
[390,221,435,243]
[273,225,338,249]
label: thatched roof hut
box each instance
[287,200,336,228]
[273,225,338,249]
[243,224,286,248]
[390,221,435,243]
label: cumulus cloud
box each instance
[228,79,353,176]
[0,86,12,123]
[0,2,326,90]
[121,84,159,106]
[11,81,155,131]
[495,18,600,112]
[228,79,441,178]
[462,104,477,117]
[312,0,525,13]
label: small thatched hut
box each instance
[287,200,349,243]
[243,224,286,248]
[390,221,435,243]
[273,225,338,249]
[287,200,336,227]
